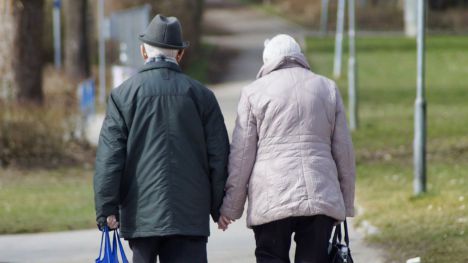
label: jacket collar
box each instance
[256,53,310,79]
[138,60,182,74]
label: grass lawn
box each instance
[306,35,468,263]
[0,167,95,234]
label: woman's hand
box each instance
[217,215,234,231]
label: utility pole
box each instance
[53,0,61,69]
[320,0,329,36]
[404,0,418,37]
[348,0,358,130]
[414,0,427,195]
[333,0,346,79]
[98,0,106,104]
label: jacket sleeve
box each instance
[204,92,230,223]
[220,89,258,220]
[331,85,356,217]
[94,92,128,222]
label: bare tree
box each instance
[12,0,45,104]
[64,0,90,82]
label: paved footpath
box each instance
[0,3,385,263]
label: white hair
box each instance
[143,43,179,59]
[263,34,302,64]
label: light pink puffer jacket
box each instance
[220,53,355,227]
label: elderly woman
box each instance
[219,34,356,263]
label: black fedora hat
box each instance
[139,14,189,49]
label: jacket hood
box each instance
[256,52,310,79]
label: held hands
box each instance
[103,214,233,231]
[217,215,234,231]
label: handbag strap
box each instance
[96,229,105,262]
[332,222,342,243]
[331,220,354,262]
[114,230,129,263]
[112,230,118,259]
[96,226,117,263]
[104,227,112,263]
[343,220,350,247]
[332,220,350,246]
[343,220,354,261]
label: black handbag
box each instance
[329,220,354,263]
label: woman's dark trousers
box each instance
[252,215,335,263]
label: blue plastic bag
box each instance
[95,226,129,263]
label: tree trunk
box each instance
[12,0,44,104]
[64,0,90,82]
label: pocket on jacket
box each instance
[303,157,343,206]
[264,157,307,211]
[248,161,270,215]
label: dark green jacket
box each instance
[94,61,229,239]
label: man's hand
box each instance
[107,215,119,229]
[217,215,233,231]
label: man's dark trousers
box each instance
[129,235,207,263]
[252,215,335,263]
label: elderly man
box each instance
[94,14,229,263]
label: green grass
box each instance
[0,167,95,234]
[358,164,468,263]
[306,35,468,262]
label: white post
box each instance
[407,257,421,263]
[333,0,346,79]
[98,0,106,104]
[405,0,418,37]
[414,0,427,195]
[52,0,61,69]
[348,0,358,130]
[320,0,329,36]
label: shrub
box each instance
[0,103,71,167]
[0,67,95,168]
